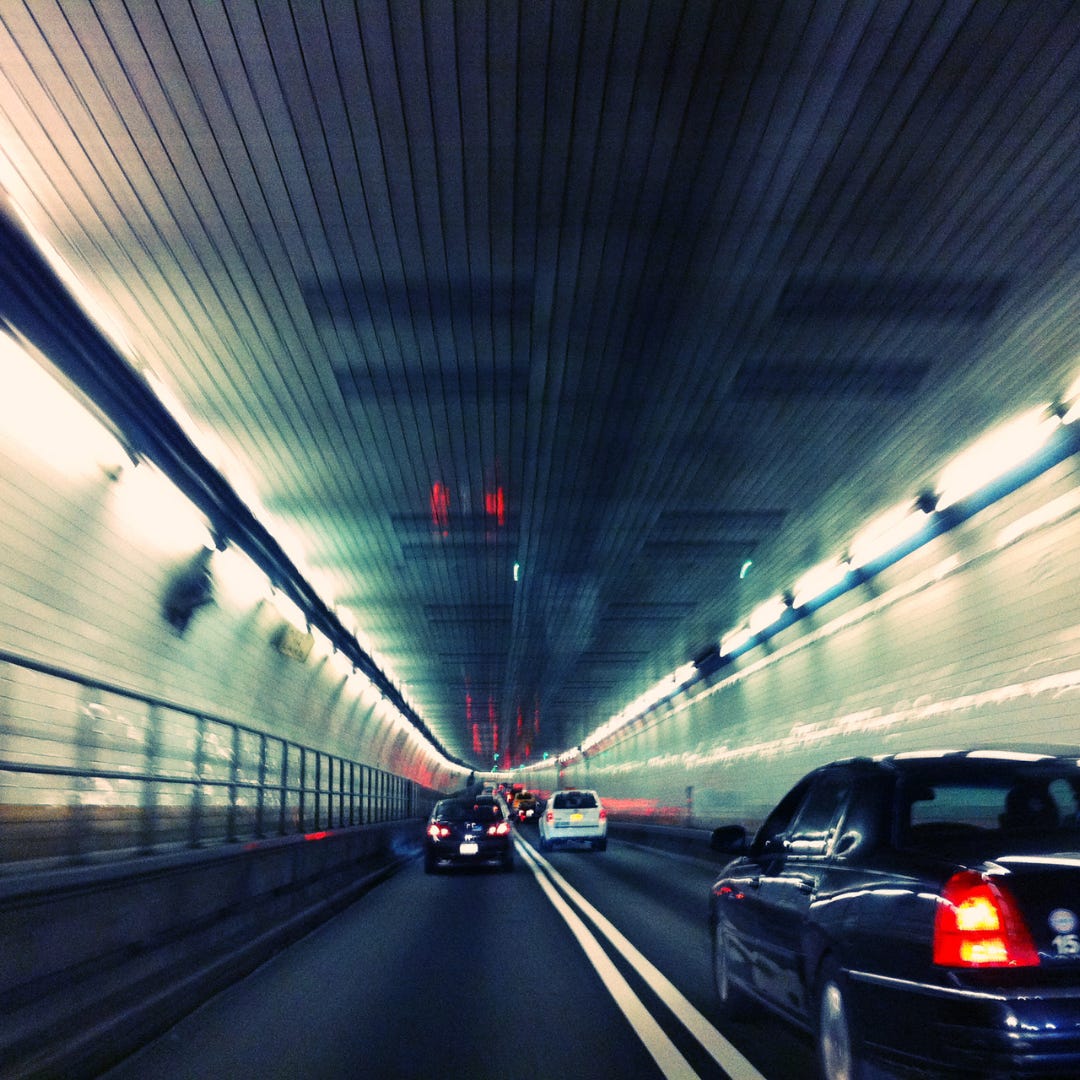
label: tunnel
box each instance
[2,3,1080,1078]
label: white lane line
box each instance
[517,838,766,1080]
[516,838,699,1078]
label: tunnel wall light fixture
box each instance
[934,406,1061,511]
[573,381,1080,762]
[791,558,851,610]
[1,194,471,777]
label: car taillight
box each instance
[599,808,607,820]
[934,870,1039,967]
[546,810,554,823]
[427,824,451,839]
[489,821,510,836]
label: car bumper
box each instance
[543,826,606,843]
[849,969,1080,1077]
[425,840,512,865]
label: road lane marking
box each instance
[516,838,700,1078]
[517,838,766,1080]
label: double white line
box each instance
[515,837,765,1080]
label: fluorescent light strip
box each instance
[575,382,1080,763]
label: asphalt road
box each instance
[100,828,816,1079]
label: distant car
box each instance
[539,789,607,850]
[424,796,514,873]
[512,790,539,823]
[708,749,1080,1079]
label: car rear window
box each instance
[439,800,503,822]
[898,764,1080,845]
[553,792,597,810]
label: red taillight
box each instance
[599,808,607,821]
[427,823,451,839]
[489,821,510,836]
[546,810,554,823]
[934,870,1039,968]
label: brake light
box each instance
[599,808,607,821]
[427,824,451,839]
[546,810,554,823]
[489,821,510,836]
[934,871,1039,967]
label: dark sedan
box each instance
[424,796,514,873]
[709,749,1080,1079]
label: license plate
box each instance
[459,841,479,855]
[571,812,583,821]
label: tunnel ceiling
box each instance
[1,2,1080,771]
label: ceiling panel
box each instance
[1,0,1079,769]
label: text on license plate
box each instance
[459,841,479,855]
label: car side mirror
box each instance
[710,824,749,854]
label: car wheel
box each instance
[593,837,607,851]
[501,852,514,872]
[424,852,437,874]
[712,920,751,1020]
[815,958,867,1080]
[539,835,551,851]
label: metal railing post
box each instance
[256,732,268,838]
[226,724,240,842]
[297,747,307,834]
[141,704,161,853]
[189,715,206,847]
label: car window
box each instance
[1048,778,1080,822]
[786,774,851,855]
[553,792,597,810]
[752,779,812,854]
[899,766,1080,845]
[908,783,1004,830]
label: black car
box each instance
[424,796,514,873]
[709,749,1080,1079]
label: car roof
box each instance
[781,748,1080,790]
[812,749,1080,780]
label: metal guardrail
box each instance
[0,649,434,865]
